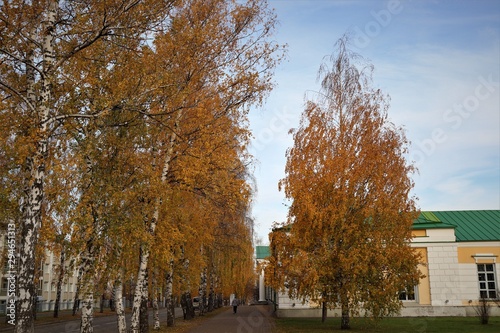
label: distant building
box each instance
[0,240,80,314]
[256,245,270,303]
[38,251,81,312]
[261,210,500,317]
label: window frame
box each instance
[477,263,498,300]
[399,285,418,302]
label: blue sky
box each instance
[248,0,500,244]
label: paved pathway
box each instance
[0,307,184,332]
[187,305,275,333]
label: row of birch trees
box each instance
[0,0,285,332]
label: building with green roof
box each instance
[260,210,500,317]
[413,210,500,241]
[256,245,271,260]
[255,245,271,302]
[408,210,500,316]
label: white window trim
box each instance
[399,285,418,302]
[472,254,497,263]
[477,262,498,300]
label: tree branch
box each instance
[0,80,36,112]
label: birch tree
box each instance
[0,1,173,331]
[164,259,175,326]
[71,90,156,333]
[125,0,284,331]
[1,1,283,331]
[274,36,422,330]
[113,270,127,333]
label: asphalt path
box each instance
[186,305,274,333]
[0,305,275,332]
[1,307,183,333]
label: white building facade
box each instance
[263,210,500,317]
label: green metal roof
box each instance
[414,210,500,242]
[255,245,270,259]
[413,211,456,230]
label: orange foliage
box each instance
[269,36,422,328]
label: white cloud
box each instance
[250,0,500,243]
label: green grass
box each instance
[274,316,500,333]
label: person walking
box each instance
[231,298,238,314]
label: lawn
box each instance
[274,316,500,333]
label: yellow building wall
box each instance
[414,247,431,305]
[457,246,500,264]
[412,229,427,238]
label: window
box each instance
[399,286,416,301]
[1,278,7,291]
[477,264,498,299]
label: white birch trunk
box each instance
[130,246,150,333]
[140,269,149,333]
[152,273,160,330]
[198,267,207,315]
[165,260,175,327]
[130,120,179,332]
[78,248,96,333]
[78,171,99,333]
[15,2,56,332]
[80,291,94,333]
[114,274,127,333]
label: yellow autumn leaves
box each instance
[0,1,285,331]
[269,36,422,330]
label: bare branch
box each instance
[0,80,36,112]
